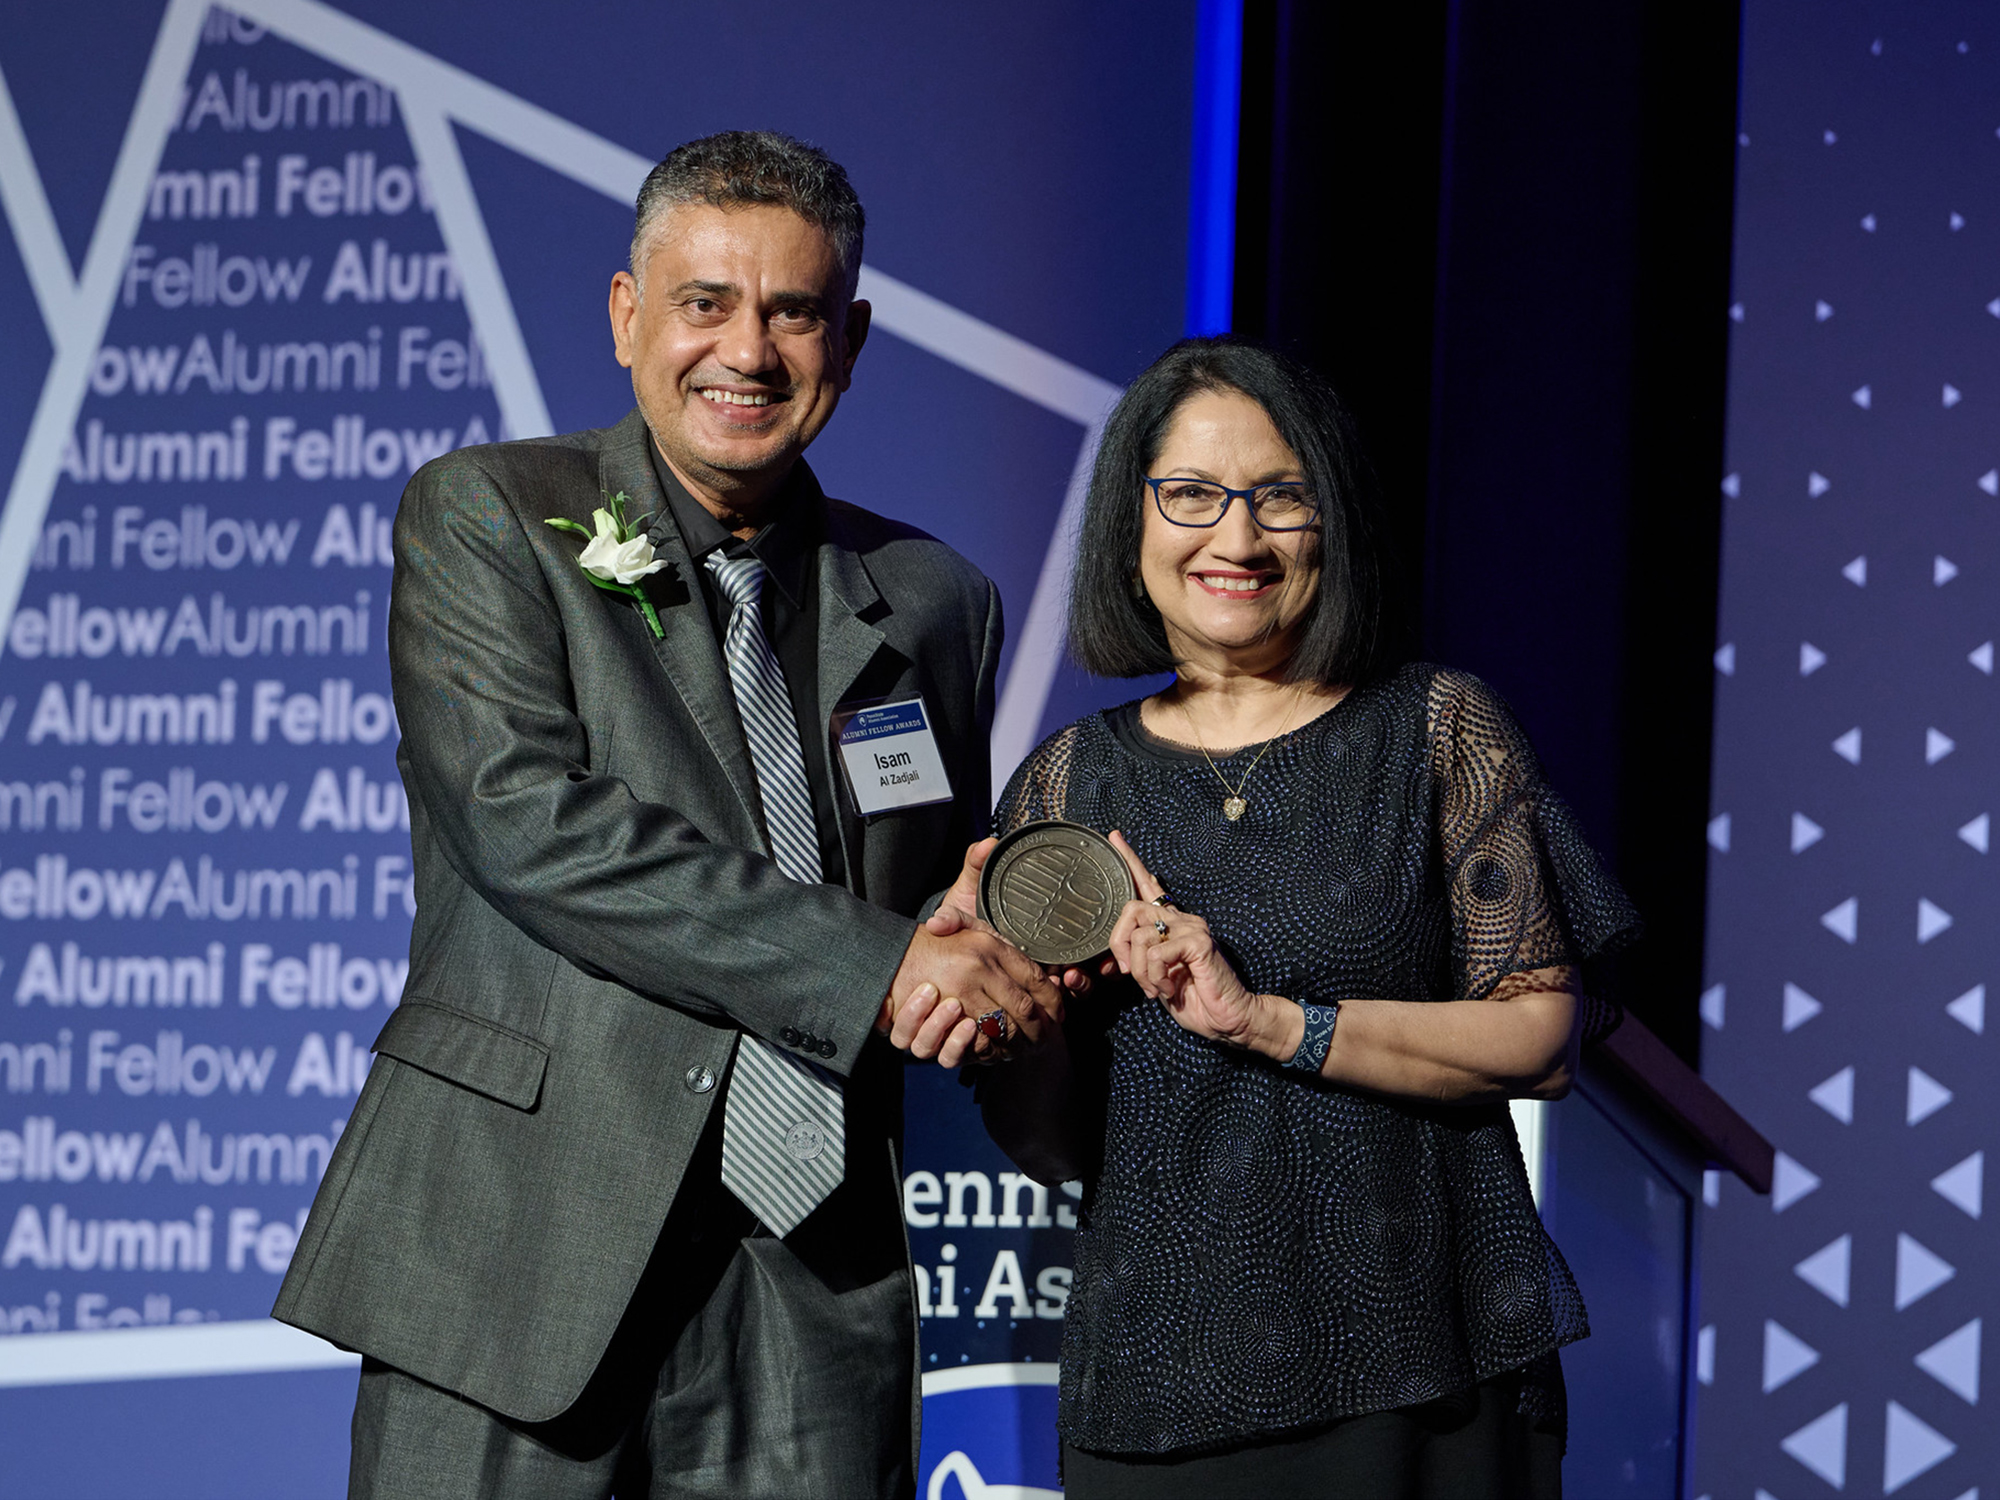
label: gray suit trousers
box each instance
[348,1111,917,1500]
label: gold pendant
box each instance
[1223,796,1247,821]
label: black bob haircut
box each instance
[1067,337,1397,686]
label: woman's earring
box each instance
[1129,572,1147,600]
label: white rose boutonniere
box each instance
[546,491,667,637]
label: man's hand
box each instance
[934,837,996,925]
[881,921,1064,1068]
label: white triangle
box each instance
[1706,812,1731,851]
[1782,1402,1848,1487]
[1971,641,1994,673]
[1784,982,1824,1031]
[1792,812,1825,852]
[1843,554,1868,584]
[1915,1318,1981,1402]
[1773,1151,1821,1211]
[1852,384,1873,409]
[1714,642,1736,675]
[1919,899,1954,943]
[1809,471,1831,497]
[1795,1234,1852,1305]
[1816,298,1835,321]
[1960,814,1989,852]
[1697,1323,1715,1385]
[1700,982,1726,1029]
[1729,302,1745,322]
[1932,1151,1983,1218]
[1951,211,1967,231]
[1800,641,1827,675]
[1944,384,1964,408]
[1981,469,1999,496]
[1721,472,1741,498]
[1936,554,1961,584]
[1862,212,1878,230]
[1884,1399,1956,1492]
[1809,1065,1855,1123]
[1947,984,1984,1033]
[1909,1066,1954,1123]
[1821,897,1858,943]
[1895,1232,1956,1308]
[1764,1319,1821,1391]
[1928,727,1957,764]
[1833,727,1862,763]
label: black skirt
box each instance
[1060,1373,1563,1500]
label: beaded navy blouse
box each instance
[993,663,1640,1457]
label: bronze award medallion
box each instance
[978,820,1136,967]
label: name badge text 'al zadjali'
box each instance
[834,697,954,816]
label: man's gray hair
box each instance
[631,130,865,296]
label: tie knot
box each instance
[705,551,767,612]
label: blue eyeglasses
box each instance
[1144,476,1320,530]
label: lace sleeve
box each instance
[993,723,1085,834]
[1429,670,1640,1037]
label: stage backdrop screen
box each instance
[0,4,1197,1495]
[1695,4,1998,1495]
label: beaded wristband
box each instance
[1285,1000,1340,1073]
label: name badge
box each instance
[834,697,953,816]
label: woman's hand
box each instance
[1107,831,1294,1055]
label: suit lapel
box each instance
[597,413,768,848]
[816,504,895,897]
[815,523,888,735]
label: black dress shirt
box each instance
[650,445,847,886]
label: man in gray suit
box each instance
[274,131,1056,1499]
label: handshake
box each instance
[875,837,1089,1067]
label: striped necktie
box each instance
[704,551,846,1237]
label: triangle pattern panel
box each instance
[1930,1152,1982,1218]
[1808,1065,1854,1123]
[1781,1402,1847,1488]
[1695,14,2000,1491]
[1914,1319,1981,1403]
[1907,1067,1953,1125]
[1884,1401,1956,1493]
[1895,1234,1955,1311]
[1794,1234,1852,1307]
[1763,1319,1821,1391]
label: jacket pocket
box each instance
[371,997,550,1110]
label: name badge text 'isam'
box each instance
[834,697,953,816]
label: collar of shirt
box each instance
[648,442,820,613]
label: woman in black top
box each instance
[899,339,1637,1498]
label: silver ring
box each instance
[1152,916,1169,936]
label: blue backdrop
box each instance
[1695,3,1999,1495]
[0,4,1195,1495]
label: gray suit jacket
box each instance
[273,409,1001,1422]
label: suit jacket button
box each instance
[818,1039,837,1058]
[779,1027,801,1046]
[798,1031,819,1051]
[684,1065,716,1094]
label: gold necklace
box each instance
[1177,690,1306,822]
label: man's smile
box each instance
[694,384,789,427]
